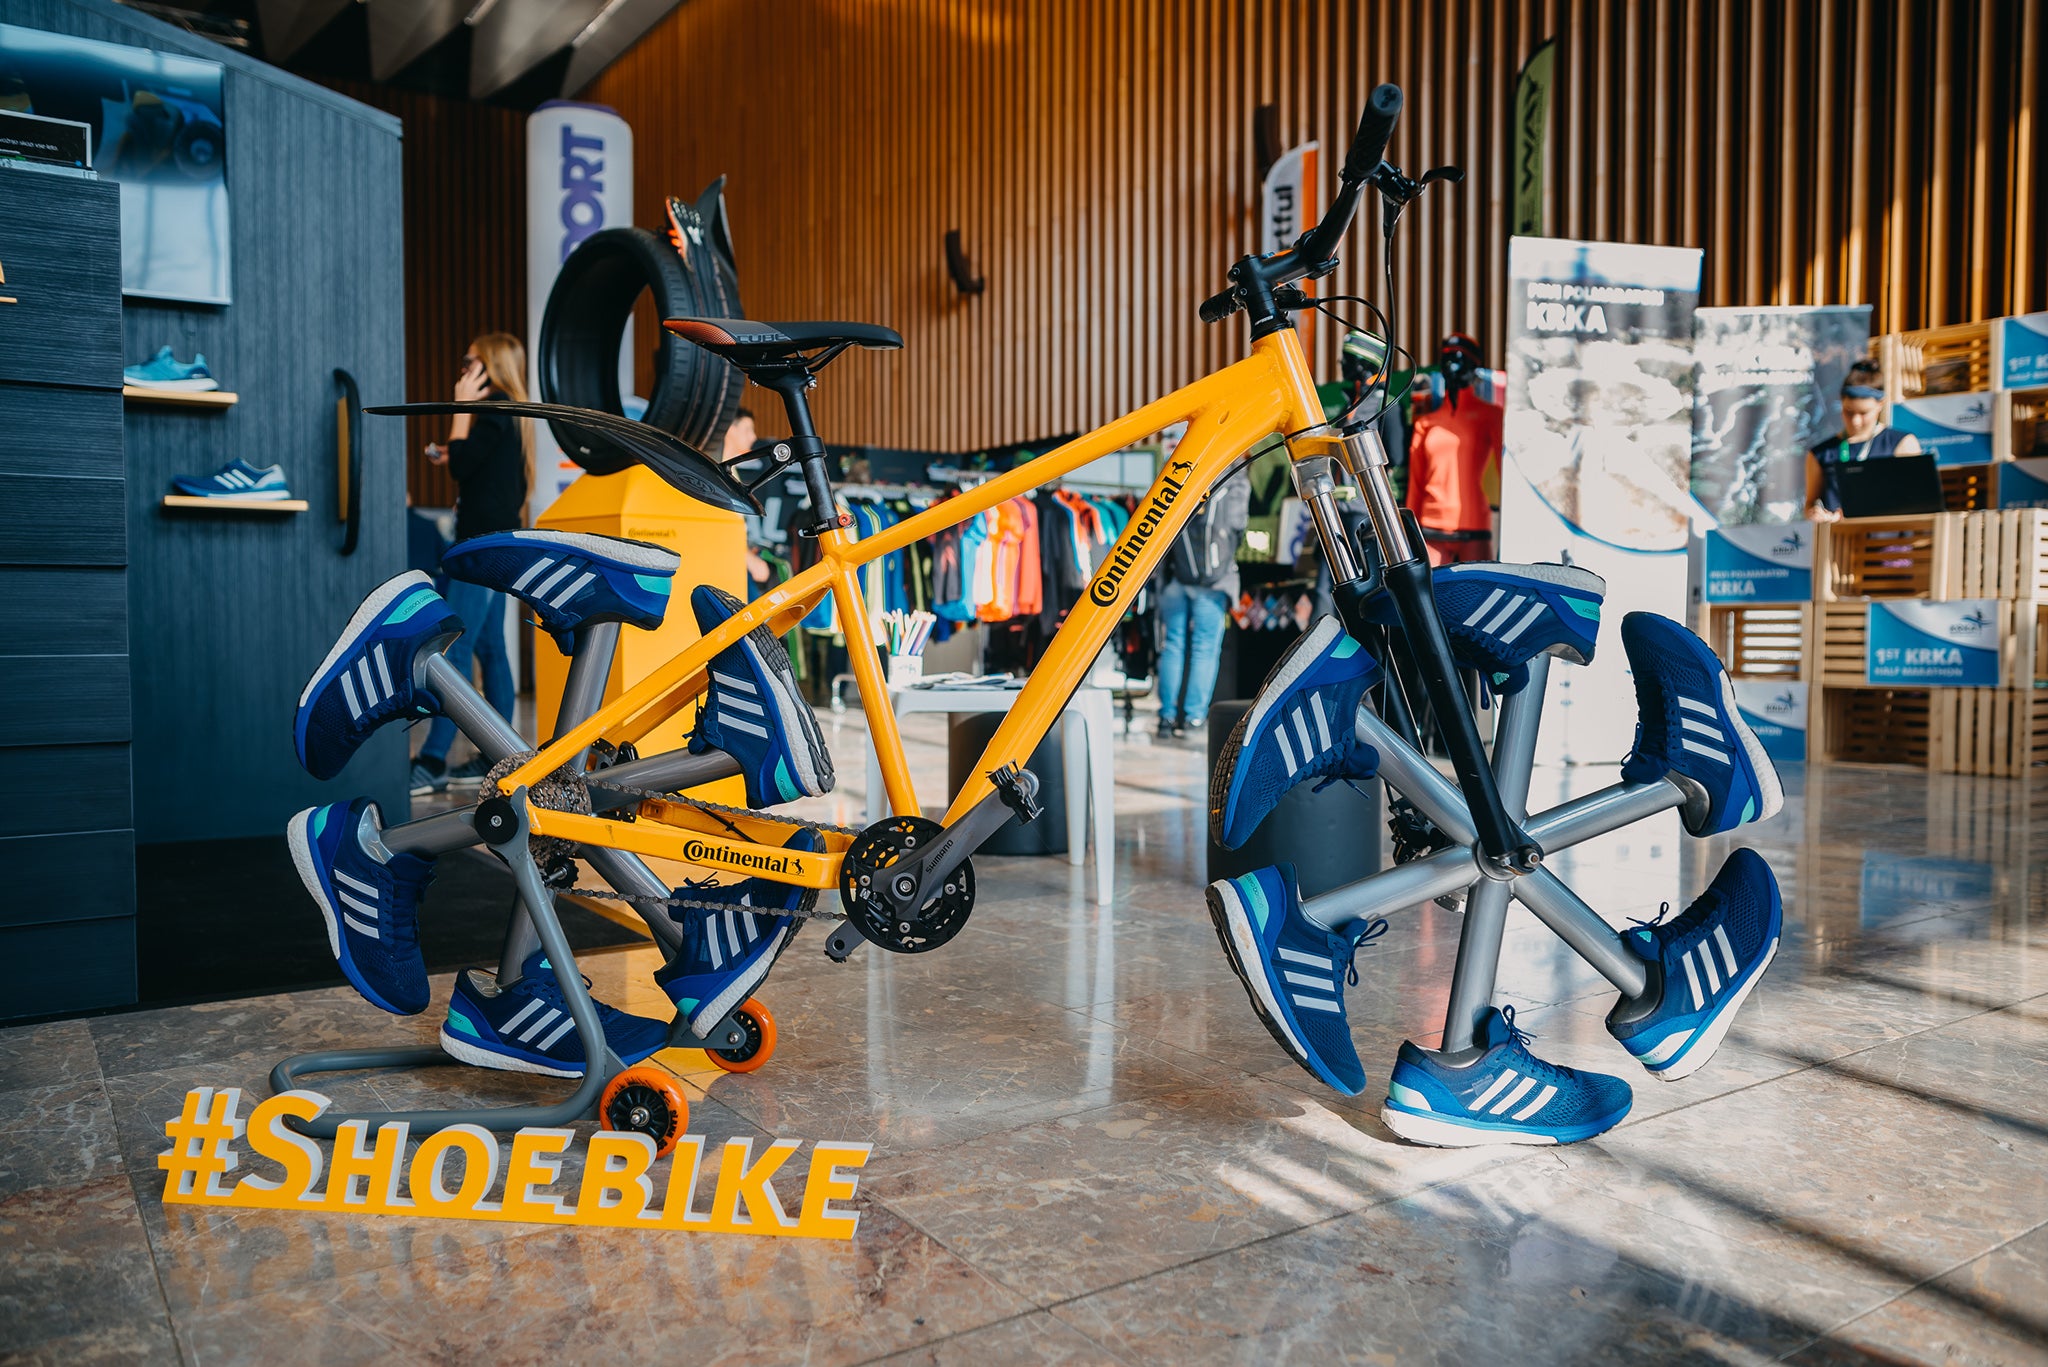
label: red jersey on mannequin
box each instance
[1406,333,1501,565]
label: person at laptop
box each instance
[1807,360,1923,520]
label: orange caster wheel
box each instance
[707,997,777,1074]
[600,1066,688,1157]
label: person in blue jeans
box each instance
[412,332,532,794]
[1154,468,1249,740]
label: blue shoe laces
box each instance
[1338,917,1392,986]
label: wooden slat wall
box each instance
[534,0,2044,451]
[321,80,528,508]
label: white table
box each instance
[863,684,1117,904]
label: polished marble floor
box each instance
[5,703,2047,1365]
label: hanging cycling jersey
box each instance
[1406,385,1503,534]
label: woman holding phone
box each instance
[413,332,532,793]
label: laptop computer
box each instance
[1836,453,1946,518]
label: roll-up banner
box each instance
[526,101,634,521]
[1511,41,1555,237]
[1500,236,1702,764]
[1690,305,1872,526]
[1261,141,1318,364]
[1890,392,1995,466]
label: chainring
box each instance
[839,816,976,954]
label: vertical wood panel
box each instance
[307,0,2042,456]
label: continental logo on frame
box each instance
[682,839,796,874]
[1090,458,1197,607]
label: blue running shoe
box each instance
[1382,1005,1634,1146]
[1619,612,1783,836]
[440,530,678,653]
[1361,561,1605,694]
[654,828,818,1037]
[172,458,290,499]
[1206,863,1390,1095]
[441,949,670,1077]
[688,585,833,807]
[1210,615,1383,849]
[125,344,217,391]
[287,797,433,1015]
[295,571,464,781]
[1607,847,1782,1081]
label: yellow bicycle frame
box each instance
[505,329,1327,890]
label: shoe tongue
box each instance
[1477,1007,1515,1051]
[520,949,555,982]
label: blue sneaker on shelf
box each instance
[1210,616,1383,849]
[295,571,464,781]
[287,797,434,1016]
[171,458,290,499]
[441,949,670,1077]
[1382,1005,1634,1147]
[687,584,832,808]
[1206,863,1390,1095]
[124,344,217,391]
[654,828,818,1038]
[1359,561,1605,694]
[1607,847,1783,1081]
[1619,612,1783,836]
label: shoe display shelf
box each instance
[122,386,238,408]
[160,494,308,512]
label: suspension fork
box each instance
[1289,427,1540,877]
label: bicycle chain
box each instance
[499,766,868,924]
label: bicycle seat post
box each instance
[755,368,844,539]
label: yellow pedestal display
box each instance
[533,466,748,806]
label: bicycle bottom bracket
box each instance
[839,815,976,954]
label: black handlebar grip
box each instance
[1343,83,1404,181]
[1199,287,1242,324]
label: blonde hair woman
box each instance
[415,332,533,792]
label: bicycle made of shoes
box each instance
[349,84,1483,968]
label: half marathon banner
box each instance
[1500,236,1702,764]
[1866,600,2001,687]
[526,101,634,520]
[1691,305,1871,525]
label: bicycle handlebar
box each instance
[1201,83,1404,325]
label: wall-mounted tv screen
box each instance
[0,22,230,305]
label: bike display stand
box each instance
[270,617,760,1138]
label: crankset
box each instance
[839,816,977,953]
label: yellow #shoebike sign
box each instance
[159,1087,870,1240]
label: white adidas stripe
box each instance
[1714,925,1739,976]
[500,998,546,1034]
[1678,696,1718,717]
[550,571,597,607]
[372,643,394,699]
[1483,595,1526,635]
[1292,995,1341,1012]
[1276,947,1333,969]
[1490,1076,1540,1115]
[512,556,556,591]
[1281,970,1328,989]
[536,1016,578,1051]
[1277,726,1298,776]
[1497,600,1549,645]
[1683,952,1705,1010]
[1681,716,1722,738]
[342,913,379,939]
[1511,1083,1558,1121]
[517,1007,561,1043]
[1471,1069,1520,1110]
[719,714,770,740]
[1681,737,1731,764]
[531,563,579,600]
[712,670,757,694]
[1699,942,1722,993]
[1310,693,1333,750]
[340,671,363,720]
[1465,588,1506,626]
[1292,709,1313,759]
[334,870,377,896]
[338,890,378,919]
[722,694,766,716]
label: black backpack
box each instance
[1169,494,1238,587]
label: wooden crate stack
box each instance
[1810,507,2048,772]
[1877,318,2048,508]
